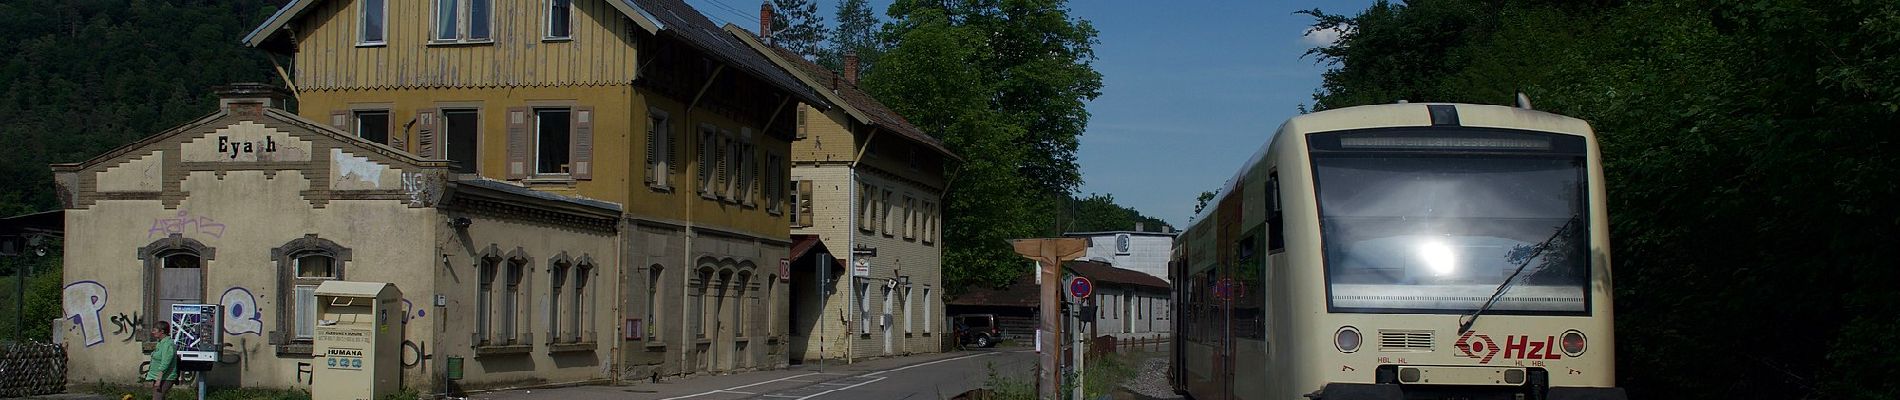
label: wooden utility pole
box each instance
[1010,238,1088,399]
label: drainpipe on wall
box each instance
[679,64,726,376]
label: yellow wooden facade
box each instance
[277,0,794,238]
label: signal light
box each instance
[1561,329,1587,357]
[1336,326,1362,353]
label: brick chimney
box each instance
[843,51,860,85]
[759,2,774,44]
[215,82,290,115]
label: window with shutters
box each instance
[922,201,936,245]
[534,108,571,175]
[503,256,527,344]
[359,0,386,46]
[646,109,672,190]
[882,189,895,237]
[698,125,717,198]
[354,110,390,145]
[858,183,875,232]
[791,180,813,227]
[477,257,497,344]
[544,0,572,40]
[432,0,492,43]
[721,130,742,202]
[795,107,808,140]
[443,109,480,174]
[903,196,916,240]
[572,262,591,343]
[765,153,782,214]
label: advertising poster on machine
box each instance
[170,304,222,364]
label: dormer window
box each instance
[359,0,387,46]
[545,0,573,40]
[434,0,493,43]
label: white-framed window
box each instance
[353,110,390,145]
[922,201,937,245]
[534,108,572,175]
[646,109,672,189]
[359,0,387,46]
[292,252,337,340]
[545,0,573,40]
[858,183,876,232]
[433,0,492,42]
[903,285,913,334]
[902,196,916,240]
[443,108,481,173]
[923,287,933,333]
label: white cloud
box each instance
[1302,25,1347,47]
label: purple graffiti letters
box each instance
[147,210,227,239]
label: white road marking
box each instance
[657,372,830,400]
[861,352,997,377]
[793,376,888,399]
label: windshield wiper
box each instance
[1457,215,1580,334]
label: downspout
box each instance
[680,63,725,375]
[845,124,879,364]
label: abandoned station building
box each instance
[45,0,973,394]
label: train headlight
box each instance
[1335,326,1362,353]
[1561,329,1587,357]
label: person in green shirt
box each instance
[144,321,179,400]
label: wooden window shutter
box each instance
[796,180,813,227]
[750,145,761,203]
[572,106,594,180]
[416,109,438,158]
[644,116,659,184]
[506,107,529,180]
[698,129,712,195]
[330,110,350,132]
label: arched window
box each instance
[734,271,751,338]
[477,250,500,345]
[503,249,530,345]
[140,234,214,343]
[549,253,571,345]
[271,234,349,350]
[572,255,594,343]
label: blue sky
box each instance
[686,0,1377,228]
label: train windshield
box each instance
[1310,129,1590,314]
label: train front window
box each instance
[1311,129,1590,314]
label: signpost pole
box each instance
[1010,238,1086,400]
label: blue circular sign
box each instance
[1068,277,1094,299]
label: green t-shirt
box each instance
[145,337,179,381]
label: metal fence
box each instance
[0,341,67,397]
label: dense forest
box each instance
[1303,0,1899,398]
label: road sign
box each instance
[779,258,791,282]
[853,258,871,277]
[1068,276,1093,299]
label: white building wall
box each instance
[1076,233,1175,283]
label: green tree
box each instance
[1192,190,1216,216]
[1066,193,1168,233]
[870,0,1103,291]
[820,0,882,72]
[770,0,827,60]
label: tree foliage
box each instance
[868,0,1107,291]
[820,0,882,73]
[770,0,828,61]
[1305,1,1900,398]
[1065,193,1169,233]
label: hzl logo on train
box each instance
[1454,331,1564,364]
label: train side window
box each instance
[1268,172,1285,253]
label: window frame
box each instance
[533,107,574,176]
[646,265,664,343]
[544,0,574,41]
[358,0,388,46]
[432,0,494,44]
[502,251,531,345]
[137,235,214,346]
[698,125,719,199]
[353,109,392,146]
[548,255,570,345]
[268,234,349,354]
[572,260,592,343]
[440,107,483,174]
[646,108,673,191]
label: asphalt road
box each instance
[473,347,1038,400]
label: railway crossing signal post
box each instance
[1010,238,1088,400]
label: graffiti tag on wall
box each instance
[147,210,227,239]
[62,281,109,347]
[109,312,145,342]
[219,287,264,335]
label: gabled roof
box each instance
[241,0,824,108]
[725,25,958,160]
[51,107,442,173]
